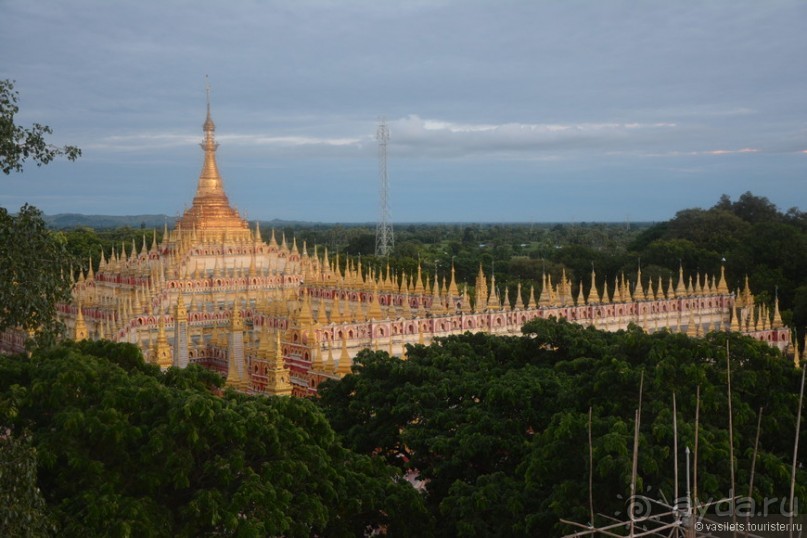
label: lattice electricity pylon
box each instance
[374,119,394,257]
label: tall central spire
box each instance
[197,80,223,197]
[176,81,250,240]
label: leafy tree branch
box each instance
[0,79,81,175]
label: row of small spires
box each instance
[70,223,299,281]
[72,258,760,325]
[72,277,784,349]
[130,297,788,392]
[80,222,296,271]
[70,221,745,303]
[72,277,794,399]
[73,240,750,305]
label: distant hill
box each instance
[44,214,173,229]
[43,213,330,230]
[43,213,653,230]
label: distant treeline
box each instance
[45,213,171,229]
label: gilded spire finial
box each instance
[200,78,219,175]
[175,80,249,239]
[205,75,211,106]
[204,75,214,134]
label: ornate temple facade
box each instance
[34,106,793,396]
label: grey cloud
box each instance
[1,0,805,220]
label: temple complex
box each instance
[27,105,794,396]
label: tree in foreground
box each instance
[0,431,54,537]
[0,78,80,343]
[0,204,72,341]
[0,79,81,175]
[318,318,806,536]
[0,340,430,536]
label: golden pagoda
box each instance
[42,98,792,398]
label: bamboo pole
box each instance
[630,370,645,537]
[639,369,645,419]
[686,446,693,538]
[630,408,640,537]
[693,385,700,512]
[788,364,805,538]
[745,406,763,538]
[673,392,679,513]
[727,340,737,537]
[588,406,594,527]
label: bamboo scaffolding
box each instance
[562,347,801,538]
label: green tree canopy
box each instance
[0,79,81,343]
[0,431,54,537]
[0,204,72,340]
[318,319,806,536]
[0,341,430,536]
[629,192,807,351]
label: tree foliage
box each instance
[0,431,54,537]
[0,79,81,175]
[55,225,166,279]
[631,192,807,349]
[0,341,430,536]
[0,80,80,342]
[0,204,72,339]
[318,319,806,536]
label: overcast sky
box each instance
[1,1,805,222]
